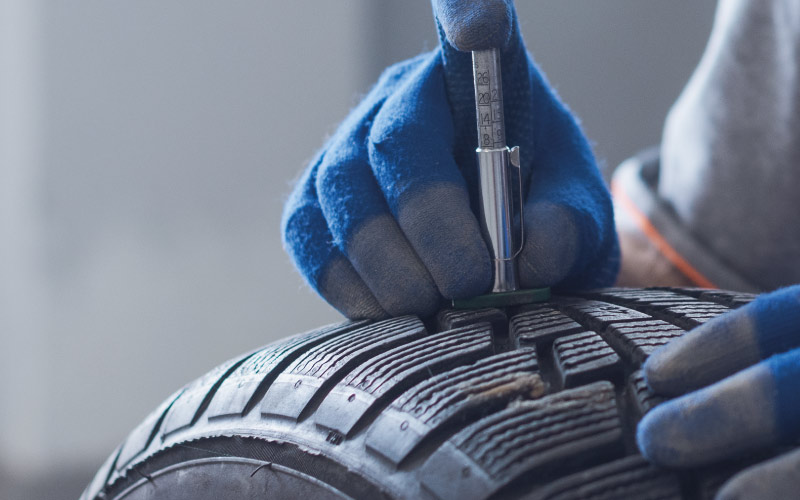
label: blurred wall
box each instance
[0,1,716,498]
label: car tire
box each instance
[82,287,768,500]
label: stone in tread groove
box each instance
[365,349,542,465]
[553,331,622,388]
[418,382,624,500]
[259,316,426,420]
[511,307,587,347]
[530,455,682,500]
[205,320,367,419]
[313,324,494,435]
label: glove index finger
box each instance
[644,285,800,396]
[643,306,762,397]
[368,52,491,300]
[637,347,800,468]
[282,158,387,320]
[637,357,778,468]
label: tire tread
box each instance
[85,288,771,500]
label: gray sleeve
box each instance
[657,0,800,290]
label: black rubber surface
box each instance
[82,287,771,500]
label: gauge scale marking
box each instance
[472,49,506,149]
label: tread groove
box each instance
[259,317,428,422]
[112,387,186,473]
[149,389,186,445]
[96,445,123,498]
[580,289,731,330]
[189,352,259,425]
[366,349,542,468]
[234,321,369,416]
[314,325,495,437]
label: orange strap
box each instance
[612,179,716,288]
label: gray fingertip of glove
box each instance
[517,202,580,288]
[715,448,800,500]
[433,0,514,51]
[637,362,777,468]
[396,184,492,300]
[347,214,442,318]
[319,256,389,320]
[643,310,762,396]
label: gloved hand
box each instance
[637,285,800,499]
[282,0,619,319]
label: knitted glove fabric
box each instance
[282,0,619,319]
[637,285,800,498]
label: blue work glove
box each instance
[637,285,800,499]
[282,0,619,319]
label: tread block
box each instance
[659,303,731,328]
[584,289,731,329]
[627,370,666,419]
[531,455,682,500]
[697,290,756,308]
[553,331,622,388]
[653,286,758,307]
[603,320,684,366]
[259,316,426,420]
[115,387,185,470]
[651,286,711,297]
[590,289,702,307]
[206,321,367,419]
[418,382,624,500]
[160,351,260,437]
[437,308,507,334]
[313,324,495,436]
[510,307,587,348]
[366,349,542,465]
[557,299,653,333]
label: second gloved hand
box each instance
[282,0,619,319]
[638,285,800,499]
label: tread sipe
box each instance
[82,287,766,500]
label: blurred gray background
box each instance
[0,1,715,498]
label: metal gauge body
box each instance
[471,49,522,293]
